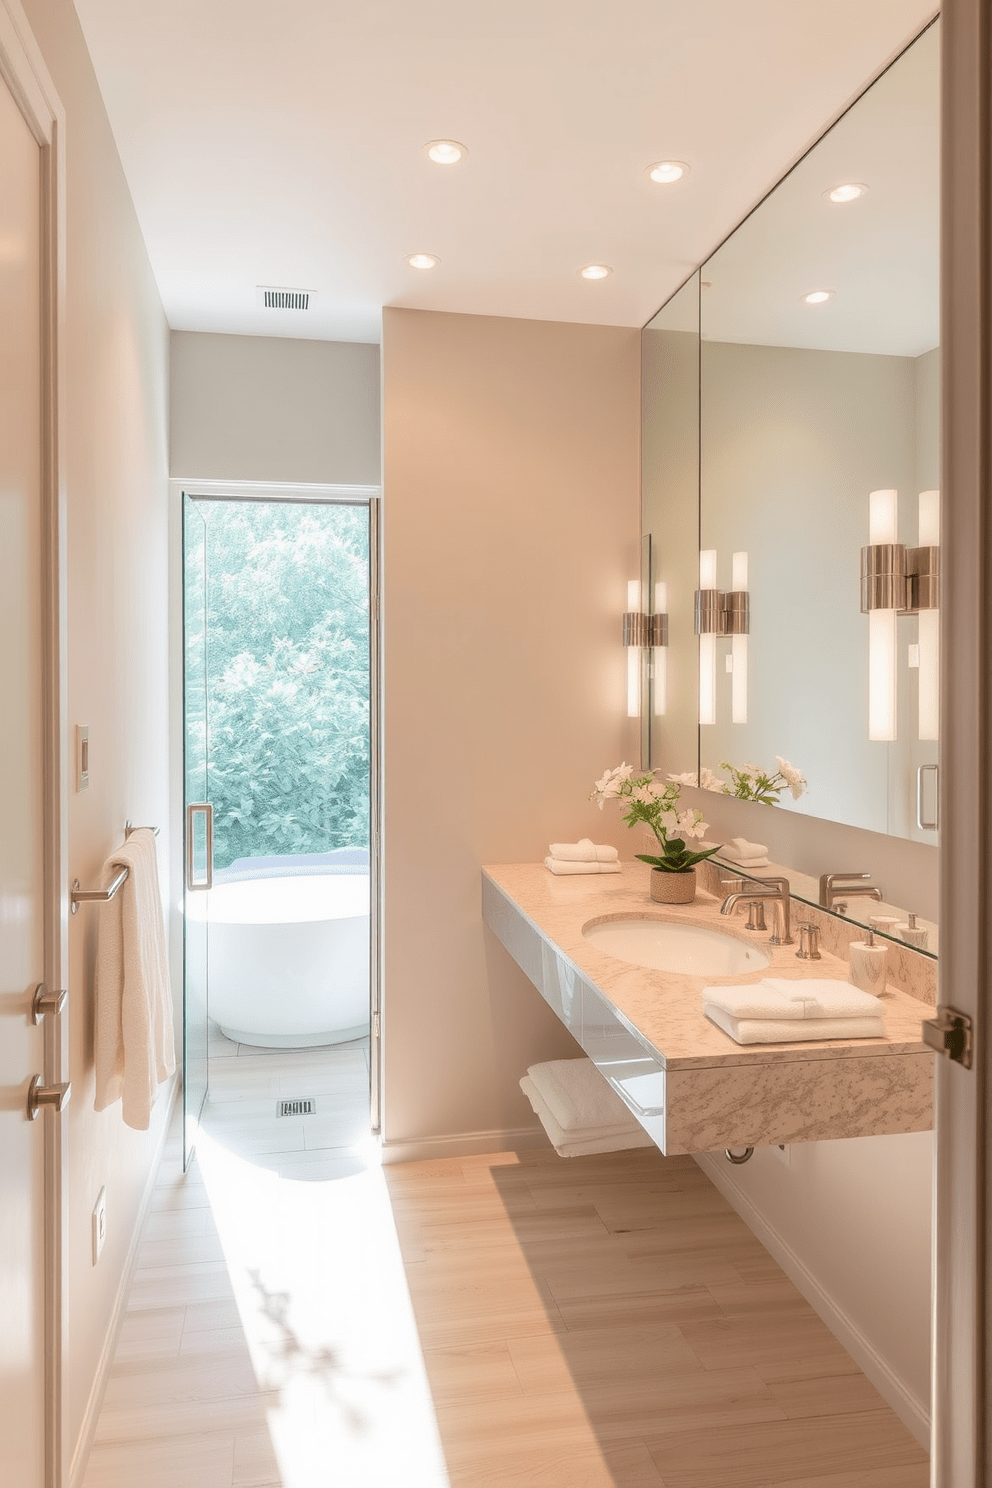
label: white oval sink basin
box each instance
[583,918,771,977]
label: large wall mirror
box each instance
[641,18,939,938]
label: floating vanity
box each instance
[483,862,934,1154]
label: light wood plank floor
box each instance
[82,1044,930,1488]
[385,1148,930,1487]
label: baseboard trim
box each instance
[68,1076,181,1488]
[381,1123,550,1165]
[694,1150,931,1452]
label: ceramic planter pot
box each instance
[650,868,696,904]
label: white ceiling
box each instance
[699,21,939,357]
[72,0,939,345]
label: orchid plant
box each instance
[591,764,721,875]
[668,757,807,808]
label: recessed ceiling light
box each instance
[407,253,440,270]
[826,182,868,203]
[426,139,467,165]
[802,289,835,305]
[647,160,688,185]
[579,264,612,280]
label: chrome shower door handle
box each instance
[916,764,939,832]
[185,802,214,890]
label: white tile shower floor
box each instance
[81,1028,450,1488]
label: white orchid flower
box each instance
[667,771,698,787]
[775,756,807,799]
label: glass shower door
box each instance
[182,494,210,1168]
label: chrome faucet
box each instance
[818,872,884,914]
[720,875,793,946]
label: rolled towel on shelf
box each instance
[521,1058,652,1157]
[548,838,619,864]
[704,1004,886,1045]
[544,856,621,876]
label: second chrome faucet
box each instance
[720,875,793,946]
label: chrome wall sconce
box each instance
[694,550,750,725]
[860,489,939,742]
[623,580,668,718]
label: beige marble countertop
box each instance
[483,861,934,1073]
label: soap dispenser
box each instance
[895,912,929,950]
[849,928,889,995]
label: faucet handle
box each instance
[795,921,821,961]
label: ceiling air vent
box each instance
[256,286,314,311]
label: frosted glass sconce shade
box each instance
[916,490,940,741]
[859,488,940,742]
[694,549,749,726]
[861,490,900,741]
[653,581,668,716]
[623,578,669,719]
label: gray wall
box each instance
[170,330,380,485]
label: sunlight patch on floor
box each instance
[195,1130,450,1487]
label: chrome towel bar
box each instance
[71,823,159,914]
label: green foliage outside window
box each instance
[186,501,370,870]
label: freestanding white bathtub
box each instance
[205,872,369,1048]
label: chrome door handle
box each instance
[185,802,213,890]
[917,763,939,831]
[27,1077,71,1120]
[31,983,67,1024]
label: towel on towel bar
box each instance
[544,856,621,876]
[94,828,175,1130]
[548,838,619,863]
[702,979,883,1022]
[703,1004,886,1046]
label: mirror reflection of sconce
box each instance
[623,579,668,718]
[860,489,939,742]
[694,550,750,726]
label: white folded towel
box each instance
[527,1057,639,1132]
[719,837,770,867]
[545,856,621,876]
[520,1063,652,1157]
[700,840,769,868]
[704,1004,885,1045]
[549,838,619,863]
[730,836,768,857]
[94,829,175,1130]
[702,979,883,1022]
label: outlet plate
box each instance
[92,1187,107,1264]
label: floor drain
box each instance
[277,1098,316,1117]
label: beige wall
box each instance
[381,307,640,1150]
[21,0,172,1472]
[170,330,380,484]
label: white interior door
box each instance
[0,46,54,1488]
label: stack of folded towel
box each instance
[544,839,621,876]
[714,836,770,869]
[702,978,885,1045]
[520,1058,652,1156]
